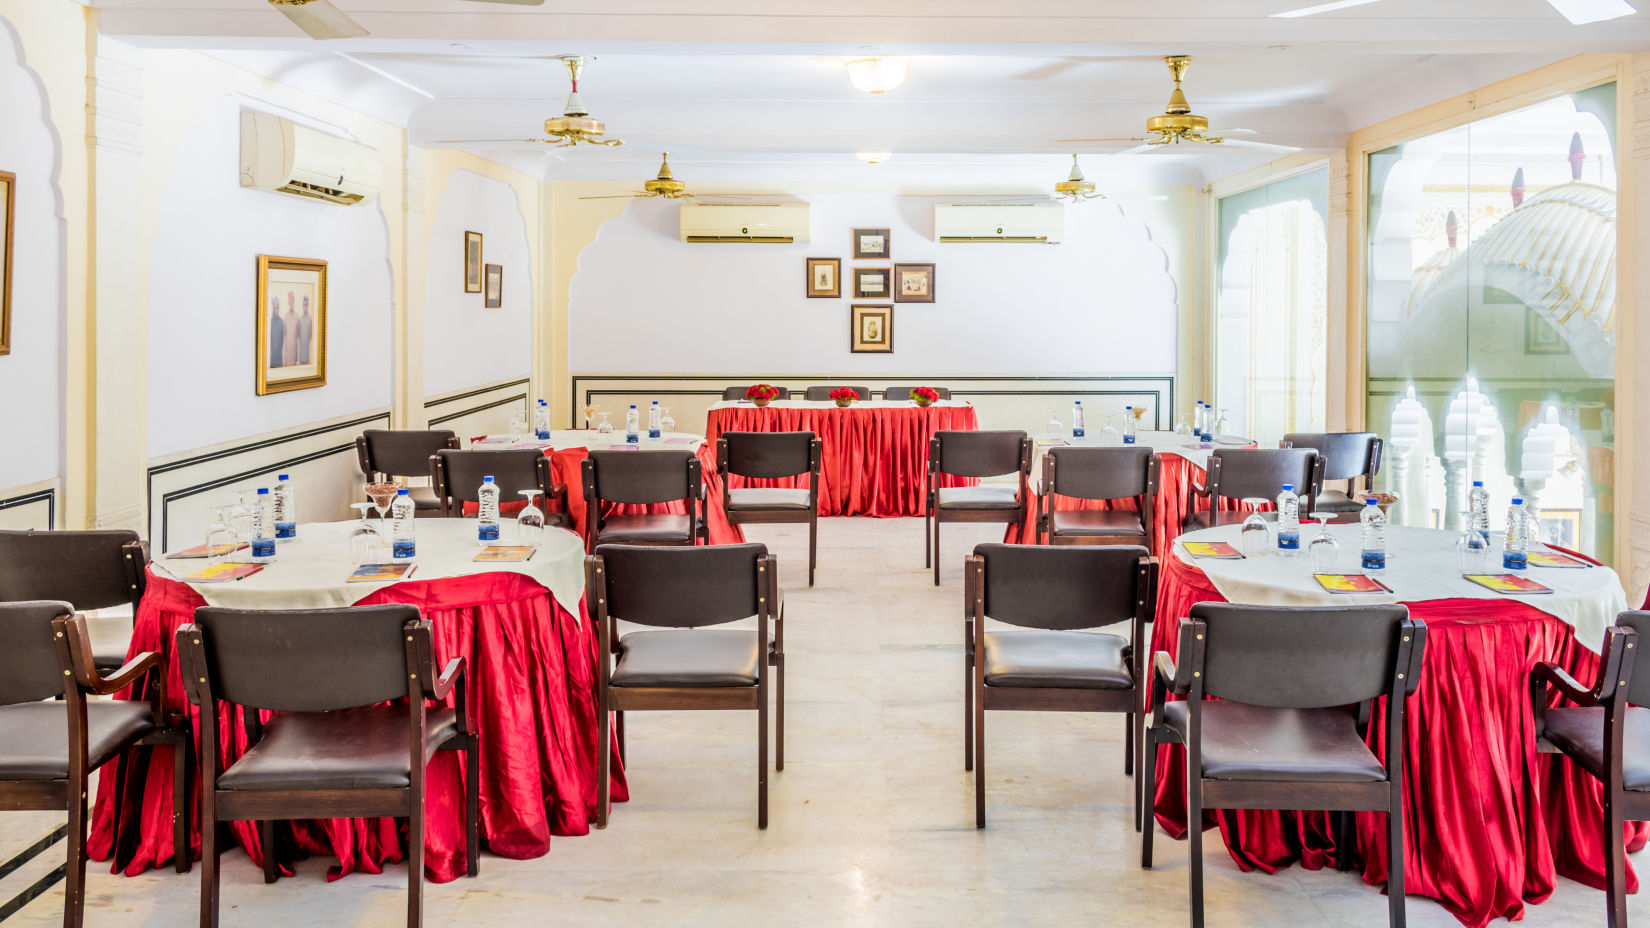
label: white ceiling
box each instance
[82,0,1650,186]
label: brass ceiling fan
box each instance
[267,0,543,41]
[1057,55,1301,156]
[576,154,774,202]
[960,155,1168,204]
[436,56,625,149]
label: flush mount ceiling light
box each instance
[1272,0,1634,23]
[855,151,893,163]
[844,57,908,94]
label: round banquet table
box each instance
[88,519,625,884]
[1151,522,1645,927]
[703,399,980,518]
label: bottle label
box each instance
[535,429,550,440]
[1362,550,1386,570]
[393,539,416,559]
[275,522,296,540]
[626,431,639,444]
[479,523,500,542]
[1277,531,1300,550]
[1503,552,1527,570]
[1122,435,1135,445]
[252,538,276,558]
[1072,428,1084,438]
[648,428,661,439]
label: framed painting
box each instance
[464,230,484,293]
[0,171,11,356]
[256,255,328,395]
[853,266,890,299]
[806,257,840,298]
[485,263,503,308]
[853,227,890,259]
[893,263,935,303]
[851,304,893,353]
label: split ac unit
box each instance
[239,111,381,206]
[679,203,810,243]
[933,203,1064,243]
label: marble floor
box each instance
[3,517,1642,927]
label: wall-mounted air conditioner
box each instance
[679,203,810,243]
[239,111,381,206]
[933,203,1064,243]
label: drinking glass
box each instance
[204,504,237,566]
[348,502,381,564]
[583,402,598,430]
[1045,410,1063,438]
[517,490,546,546]
[660,406,676,435]
[1174,414,1192,437]
[365,481,400,540]
[1308,514,1339,574]
[596,412,614,436]
[228,489,257,547]
[508,409,528,443]
[1240,510,1270,557]
[1100,415,1120,445]
[1456,513,1490,574]
[1214,408,1231,438]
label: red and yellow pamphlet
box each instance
[166,542,248,560]
[347,563,417,583]
[1527,551,1590,569]
[475,546,537,563]
[1463,574,1554,594]
[1313,573,1391,594]
[1181,541,1243,559]
[181,562,264,583]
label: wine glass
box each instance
[660,406,676,435]
[583,402,599,430]
[517,490,546,546]
[1174,414,1192,437]
[228,489,257,548]
[1240,509,1271,557]
[1456,512,1490,574]
[365,482,400,540]
[508,408,528,443]
[596,412,614,436]
[1045,409,1063,439]
[1308,514,1339,575]
[1214,409,1231,439]
[348,502,381,564]
[204,503,237,566]
[1100,415,1120,445]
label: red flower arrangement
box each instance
[910,386,940,407]
[829,387,860,407]
[746,383,781,407]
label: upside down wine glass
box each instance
[596,412,614,436]
[1308,514,1339,574]
[1239,498,1271,557]
[1456,511,1491,574]
[204,503,237,566]
[517,490,546,546]
[348,502,382,564]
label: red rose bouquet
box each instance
[911,386,940,406]
[746,383,781,406]
[829,387,859,407]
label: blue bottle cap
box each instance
[257,488,269,495]
[483,476,494,483]
[397,488,410,495]
[1281,484,1293,491]
[1075,400,1081,405]
[1472,480,1483,487]
[1367,497,1379,505]
[1125,406,1133,410]
[278,474,290,481]
[630,404,637,409]
[652,400,659,404]
[1511,497,1523,505]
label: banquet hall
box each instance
[4,1,1650,926]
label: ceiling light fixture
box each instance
[855,151,892,164]
[1545,0,1636,24]
[1271,0,1381,17]
[844,57,908,94]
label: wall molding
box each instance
[424,376,529,426]
[0,487,56,530]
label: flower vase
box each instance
[834,398,853,408]
[753,397,771,408]
[913,398,934,408]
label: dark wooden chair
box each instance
[1281,432,1383,517]
[176,604,476,928]
[357,429,461,517]
[430,448,570,528]
[803,386,870,401]
[966,544,1156,828]
[1037,447,1161,551]
[926,430,1031,586]
[1182,447,1323,530]
[588,543,783,828]
[1142,602,1426,928]
[883,386,952,401]
[0,600,188,928]
[1532,610,1650,928]
[723,386,791,400]
[718,431,822,586]
[0,528,149,672]
[581,450,705,553]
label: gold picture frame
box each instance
[464,230,484,293]
[893,263,935,303]
[256,255,328,395]
[853,266,891,299]
[853,227,890,259]
[0,170,12,356]
[806,257,840,298]
[851,304,893,353]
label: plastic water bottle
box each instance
[1276,484,1301,555]
[625,405,640,444]
[1504,498,1530,570]
[648,401,662,439]
[1468,480,1490,539]
[1360,497,1387,571]
[1122,407,1136,445]
[250,489,276,562]
[1194,402,1207,442]
[534,400,550,441]
[1201,401,1213,441]
[272,474,296,541]
[391,488,416,559]
[1072,401,1085,439]
[477,476,501,544]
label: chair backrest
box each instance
[432,448,551,506]
[1046,446,1157,501]
[882,386,951,401]
[1281,432,1381,483]
[1619,611,1650,706]
[1187,602,1414,708]
[933,430,1028,478]
[0,529,146,611]
[723,386,792,401]
[593,543,768,628]
[359,429,459,479]
[719,431,816,479]
[1207,448,1320,505]
[584,450,701,505]
[804,386,870,401]
[188,605,417,712]
[973,544,1150,630]
[0,600,74,706]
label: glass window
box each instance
[1366,83,1617,561]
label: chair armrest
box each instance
[86,651,163,697]
[429,656,465,701]
[1148,651,1177,726]
[1532,660,1596,707]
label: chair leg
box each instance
[260,820,278,883]
[616,710,626,763]
[808,516,817,587]
[596,702,611,829]
[1124,712,1134,776]
[201,808,219,928]
[1140,730,1157,848]
[924,507,931,568]
[173,740,191,873]
[465,738,481,877]
[1188,770,1205,928]
[1388,785,1407,928]
[775,651,785,772]
[974,690,986,828]
[64,773,88,928]
[1606,790,1625,928]
[758,679,769,830]
[963,636,973,772]
[933,518,941,587]
[1132,709,1145,830]
[408,787,424,928]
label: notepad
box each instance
[1527,551,1590,569]
[1463,574,1554,594]
[1313,573,1391,594]
[607,444,640,451]
[181,563,264,583]
[347,563,417,583]
[474,546,536,563]
[166,542,248,560]
[1181,541,1243,559]
[663,437,698,444]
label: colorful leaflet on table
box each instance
[1313,573,1391,594]
[165,542,248,559]
[1526,551,1590,569]
[347,563,418,583]
[475,546,537,563]
[1181,541,1244,559]
[181,562,264,583]
[1463,574,1554,594]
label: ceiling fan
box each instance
[576,154,775,202]
[1056,56,1302,156]
[1271,0,1634,25]
[436,56,625,149]
[960,156,1170,204]
[267,0,543,41]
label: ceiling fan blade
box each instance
[1014,60,1084,82]
[577,194,644,200]
[1270,0,1385,18]
[460,0,546,4]
[269,0,367,39]
[1202,128,1258,137]
[1114,194,1171,201]
[1544,0,1638,24]
[432,138,546,144]
[1214,138,1304,153]
[1113,143,1165,156]
[1053,137,1144,144]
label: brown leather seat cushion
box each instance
[1184,511,1276,531]
[596,513,695,544]
[1164,701,1385,782]
[93,641,132,672]
[1049,510,1146,537]
[217,707,459,791]
[937,487,1019,510]
[408,484,442,512]
[612,629,760,688]
[727,488,811,511]
[1543,706,1650,791]
[983,630,1132,689]
[1314,489,1366,513]
[0,701,155,780]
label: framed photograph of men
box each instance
[256,255,328,395]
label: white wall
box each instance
[423,168,533,396]
[568,195,1178,376]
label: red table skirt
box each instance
[1149,552,1648,927]
[704,405,980,518]
[88,569,627,883]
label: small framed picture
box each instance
[256,255,328,395]
[853,266,891,299]
[464,230,484,293]
[853,227,890,259]
[894,263,935,303]
[1524,308,1565,355]
[851,304,893,353]
[0,170,12,356]
[806,257,840,298]
[484,264,503,308]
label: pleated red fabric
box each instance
[543,443,745,545]
[1149,552,1648,927]
[87,568,625,883]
